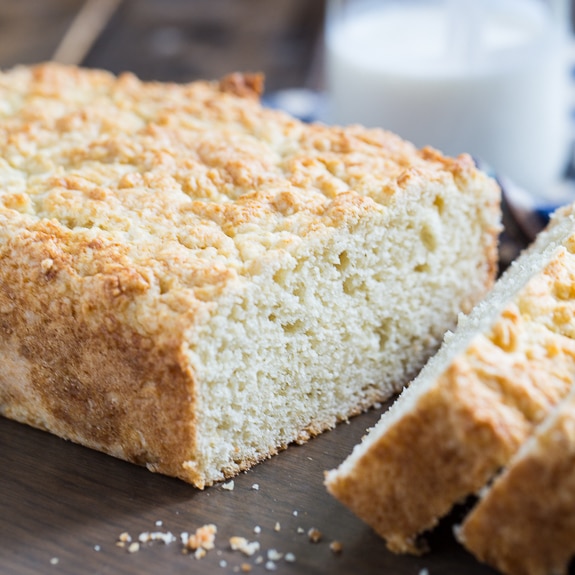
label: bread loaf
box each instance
[325,204,575,552]
[0,63,500,487]
[457,384,575,575]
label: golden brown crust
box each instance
[459,393,575,575]
[326,240,575,553]
[0,218,201,483]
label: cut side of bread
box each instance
[0,63,500,488]
[457,385,575,575]
[325,204,575,553]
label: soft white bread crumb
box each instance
[0,63,500,487]
[326,203,575,553]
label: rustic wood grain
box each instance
[0,0,80,67]
[0,403,499,575]
[81,0,324,90]
[0,0,323,92]
[52,0,123,65]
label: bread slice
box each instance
[325,203,575,553]
[456,385,575,575]
[0,63,500,488]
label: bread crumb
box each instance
[308,528,322,543]
[184,524,217,552]
[222,480,235,491]
[296,527,305,534]
[419,569,430,575]
[128,542,140,553]
[219,559,228,568]
[251,483,259,490]
[139,531,176,545]
[255,555,264,564]
[330,541,343,554]
[265,560,277,571]
[118,532,132,543]
[50,557,59,565]
[274,522,281,532]
[241,563,252,572]
[267,549,283,561]
[230,536,260,556]
[284,552,296,562]
[194,548,207,559]
[159,532,176,544]
[292,510,298,516]
[155,520,163,527]
[93,545,101,552]
[253,525,262,534]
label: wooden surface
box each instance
[0,0,325,91]
[1,403,499,575]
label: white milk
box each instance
[325,0,571,197]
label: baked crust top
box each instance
[0,63,490,336]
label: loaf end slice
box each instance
[0,63,500,487]
[326,204,575,553]
[457,386,575,575]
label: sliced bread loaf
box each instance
[325,203,575,552]
[457,383,575,575]
[0,63,500,487]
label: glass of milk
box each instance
[324,0,572,199]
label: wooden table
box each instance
[1,401,498,575]
[0,0,325,91]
